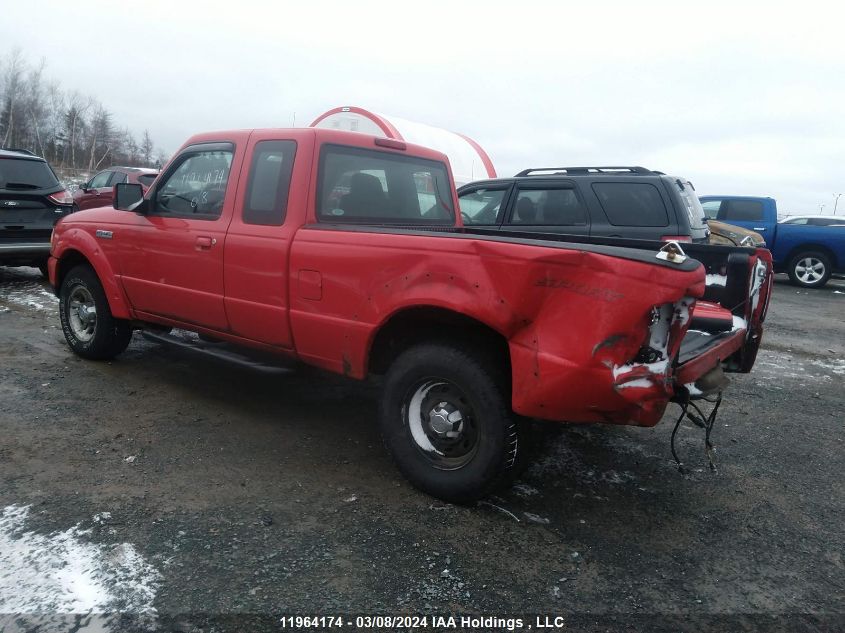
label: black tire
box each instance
[379,342,522,504]
[59,265,132,360]
[787,251,832,289]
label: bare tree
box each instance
[87,104,113,172]
[0,47,25,146]
[141,129,154,166]
[0,47,162,175]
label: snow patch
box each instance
[511,483,539,498]
[0,285,58,313]
[0,505,160,614]
[705,274,727,287]
[684,382,704,397]
[810,359,845,375]
[615,377,654,389]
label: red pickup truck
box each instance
[48,128,773,502]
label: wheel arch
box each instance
[54,247,131,319]
[785,243,838,268]
[367,306,511,381]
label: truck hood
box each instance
[708,220,765,247]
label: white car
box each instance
[780,214,845,227]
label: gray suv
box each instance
[457,166,710,243]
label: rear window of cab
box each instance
[317,145,454,224]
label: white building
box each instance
[309,106,497,187]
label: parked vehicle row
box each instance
[73,166,158,211]
[48,128,774,502]
[700,196,845,288]
[0,150,158,276]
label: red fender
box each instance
[53,228,131,320]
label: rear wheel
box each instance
[787,251,832,288]
[379,342,521,504]
[60,265,132,359]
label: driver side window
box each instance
[89,171,112,188]
[154,149,233,219]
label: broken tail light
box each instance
[612,297,695,393]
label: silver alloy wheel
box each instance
[404,378,479,470]
[67,284,97,342]
[795,257,826,284]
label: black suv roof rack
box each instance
[515,166,658,177]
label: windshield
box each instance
[0,157,59,190]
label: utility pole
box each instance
[834,193,842,215]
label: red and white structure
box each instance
[309,106,496,187]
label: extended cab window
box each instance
[243,140,296,226]
[154,148,233,219]
[109,172,127,185]
[593,182,668,227]
[317,145,454,224]
[511,187,586,225]
[458,186,508,225]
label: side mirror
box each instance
[114,182,147,212]
[79,182,89,192]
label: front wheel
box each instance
[59,265,132,359]
[379,342,521,504]
[787,251,832,288]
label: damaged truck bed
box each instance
[48,127,773,502]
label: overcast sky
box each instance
[3,1,845,214]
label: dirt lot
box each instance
[0,266,843,633]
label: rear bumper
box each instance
[0,241,51,262]
[675,329,745,385]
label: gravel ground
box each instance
[0,266,842,633]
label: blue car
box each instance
[700,196,845,288]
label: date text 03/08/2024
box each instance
[278,615,571,630]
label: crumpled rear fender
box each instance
[507,250,703,426]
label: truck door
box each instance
[223,134,309,348]
[76,170,114,210]
[118,142,236,330]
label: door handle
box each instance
[195,236,215,249]
[753,227,766,231]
